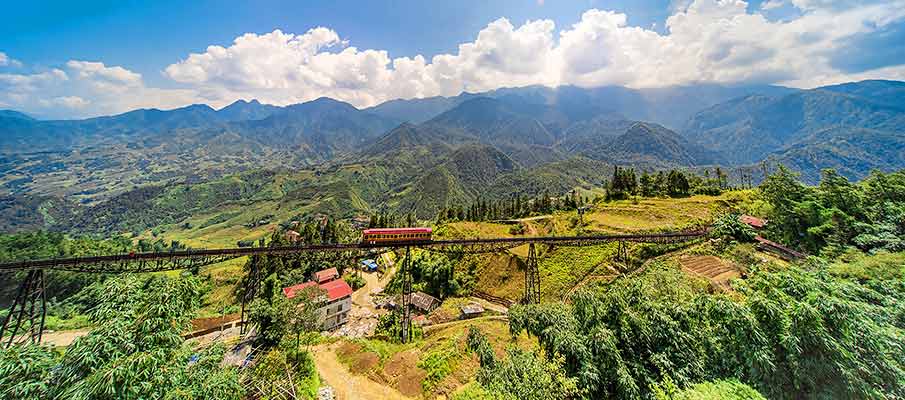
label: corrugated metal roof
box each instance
[283,279,352,301]
[315,267,338,283]
[740,215,767,228]
[319,279,353,301]
[409,291,439,311]
[460,303,485,315]
[283,281,318,298]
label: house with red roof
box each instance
[283,277,353,330]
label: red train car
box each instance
[362,227,432,244]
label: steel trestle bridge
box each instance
[0,230,707,346]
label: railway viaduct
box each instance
[0,230,707,346]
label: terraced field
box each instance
[679,255,739,289]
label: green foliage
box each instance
[450,382,498,400]
[465,327,578,400]
[375,310,422,343]
[652,378,766,400]
[0,344,56,398]
[760,167,905,255]
[828,250,905,280]
[711,213,756,243]
[245,348,320,400]
[387,250,470,299]
[437,191,582,223]
[247,274,294,346]
[608,166,638,200]
[344,273,365,290]
[612,167,721,201]
[507,223,526,235]
[418,334,463,392]
[0,275,244,400]
[508,263,905,399]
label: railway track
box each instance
[0,230,708,273]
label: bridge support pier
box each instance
[617,241,629,265]
[0,269,47,348]
[523,243,540,304]
[401,246,413,343]
[240,256,262,335]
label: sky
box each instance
[1,0,904,119]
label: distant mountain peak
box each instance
[0,109,35,121]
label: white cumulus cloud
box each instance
[4,0,905,118]
[0,60,198,118]
[159,0,905,109]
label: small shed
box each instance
[315,267,339,284]
[460,302,485,319]
[740,215,767,230]
[409,292,440,313]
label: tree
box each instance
[286,285,325,358]
[0,275,244,400]
[464,327,578,400]
[760,165,812,248]
[640,172,656,197]
[247,274,293,346]
[508,264,905,399]
[667,170,690,197]
[712,213,756,243]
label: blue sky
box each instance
[1,0,903,118]
[3,0,681,84]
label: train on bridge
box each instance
[361,227,432,245]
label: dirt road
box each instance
[312,343,413,400]
[333,255,397,338]
[36,329,90,347]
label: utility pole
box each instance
[523,243,540,304]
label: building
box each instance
[315,267,339,284]
[283,278,354,330]
[409,291,440,313]
[740,215,767,230]
[460,302,485,319]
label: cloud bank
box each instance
[2,0,905,118]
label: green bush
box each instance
[711,212,756,243]
[344,273,366,290]
[652,378,766,400]
[0,275,244,400]
[245,348,319,400]
[509,263,905,399]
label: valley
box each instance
[3,81,904,236]
[1,80,904,400]
[5,1,905,398]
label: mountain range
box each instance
[0,80,903,233]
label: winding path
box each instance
[312,343,413,400]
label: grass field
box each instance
[436,193,745,302]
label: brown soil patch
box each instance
[679,255,740,290]
[383,350,426,397]
[336,342,380,374]
[190,313,240,331]
[474,253,523,299]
